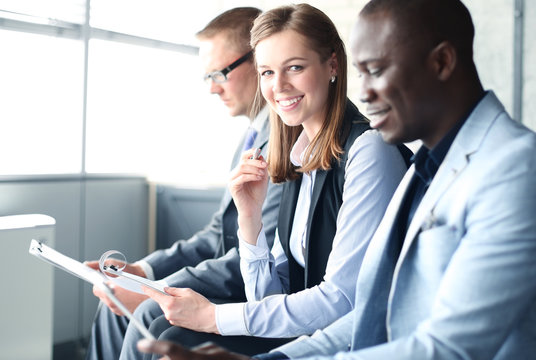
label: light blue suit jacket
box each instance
[277,92,536,359]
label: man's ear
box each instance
[429,41,457,81]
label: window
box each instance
[0,1,248,186]
[85,39,247,184]
[0,29,84,175]
[0,0,85,24]
[90,0,217,45]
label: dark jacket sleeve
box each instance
[142,189,232,280]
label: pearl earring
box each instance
[330,75,336,83]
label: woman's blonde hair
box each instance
[250,3,348,183]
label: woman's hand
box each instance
[142,286,218,334]
[229,148,269,244]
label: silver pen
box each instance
[249,148,262,160]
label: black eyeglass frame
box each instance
[203,51,253,84]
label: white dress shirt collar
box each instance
[290,129,311,167]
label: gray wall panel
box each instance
[0,180,82,344]
[0,177,148,344]
[81,178,149,338]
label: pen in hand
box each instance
[249,148,261,160]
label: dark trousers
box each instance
[146,314,294,360]
[85,299,165,360]
[86,299,293,360]
[85,302,128,360]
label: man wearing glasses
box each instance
[85,7,284,360]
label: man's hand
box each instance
[137,339,251,360]
[142,286,218,334]
[92,283,149,315]
[85,261,149,315]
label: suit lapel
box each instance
[307,170,328,225]
[350,167,414,348]
[398,154,468,261]
[362,166,415,271]
[355,166,413,290]
[279,176,302,255]
[354,166,414,294]
[395,91,503,272]
[303,169,328,266]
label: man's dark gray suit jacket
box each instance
[142,115,282,301]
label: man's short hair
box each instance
[196,7,262,55]
[361,0,475,63]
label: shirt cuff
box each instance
[238,226,270,261]
[215,302,249,336]
[134,260,155,281]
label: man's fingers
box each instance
[163,287,186,297]
[92,284,124,315]
[84,260,100,270]
[142,286,170,302]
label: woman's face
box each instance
[255,29,336,139]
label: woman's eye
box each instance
[289,65,303,72]
[261,70,274,77]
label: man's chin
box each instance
[225,106,239,117]
[378,129,405,146]
[227,108,247,118]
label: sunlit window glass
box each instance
[0,0,86,24]
[90,0,221,45]
[85,39,247,186]
[0,29,84,175]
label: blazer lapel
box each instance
[303,169,329,265]
[278,176,302,255]
[354,166,414,295]
[395,91,503,269]
[307,170,328,222]
[398,155,467,261]
[378,166,415,241]
[350,168,414,349]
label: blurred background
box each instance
[0,1,534,359]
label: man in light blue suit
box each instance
[136,0,536,359]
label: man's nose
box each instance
[358,76,374,103]
[208,79,223,95]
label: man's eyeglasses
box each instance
[203,51,253,84]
